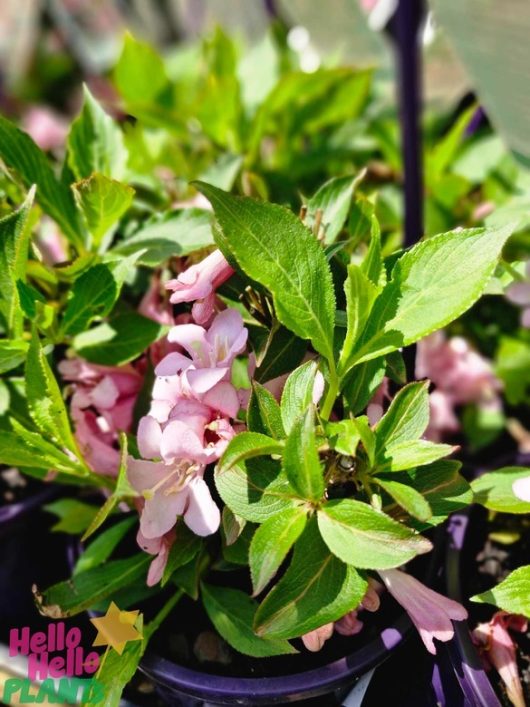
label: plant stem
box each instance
[320,365,339,421]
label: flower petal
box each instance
[137,416,162,459]
[167,324,209,363]
[203,381,240,417]
[160,419,207,463]
[183,477,220,536]
[154,351,192,377]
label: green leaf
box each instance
[317,499,432,569]
[222,507,247,546]
[114,33,168,106]
[16,279,45,320]
[325,420,360,456]
[215,457,298,523]
[0,187,35,336]
[305,174,361,244]
[0,116,84,248]
[375,382,430,452]
[222,521,255,566]
[202,584,296,657]
[471,467,530,514]
[341,358,386,416]
[360,216,385,287]
[25,330,79,455]
[218,432,284,474]
[67,85,127,181]
[282,407,324,502]
[74,516,136,575]
[113,208,214,267]
[352,415,376,466]
[339,264,379,373]
[249,507,307,595]
[194,183,336,363]
[82,435,137,541]
[72,312,165,365]
[0,340,28,374]
[375,477,432,522]
[247,383,285,439]
[352,225,515,364]
[44,499,99,534]
[280,360,318,435]
[390,460,472,528]
[252,324,307,383]
[471,566,530,618]
[60,264,118,336]
[380,439,455,472]
[254,518,366,639]
[161,522,202,587]
[34,554,150,618]
[72,173,134,248]
[0,420,85,475]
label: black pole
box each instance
[389,0,426,248]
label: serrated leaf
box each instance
[305,174,361,244]
[25,330,79,455]
[60,264,118,336]
[325,419,361,456]
[342,358,386,416]
[249,507,307,595]
[318,499,432,569]
[112,208,214,266]
[222,507,247,546]
[253,324,307,383]
[352,225,515,365]
[352,415,376,466]
[34,554,150,618]
[339,264,379,374]
[0,420,85,475]
[282,407,324,502]
[194,182,336,363]
[0,117,84,248]
[247,383,285,439]
[114,33,168,106]
[0,340,28,373]
[280,360,318,434]
[161,522,202,587]
[72,312,165,366]
[202,583,296,657]
[375,477,432,522]
[67,85,127,181]
[72,173,134,248]
[215,457,298,523]
[74,516,136,575]
[471,566,530,618]
[218,432,284,474]
[360,216,385,287]
[16,279,45,320]
[45,499,99,534]
[0,187,35,336]
[471,467,530,514]
[375,382,430,452]
[254,518,366,639]
[380,439,456,472]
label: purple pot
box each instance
[440,509,501,707]
[140,613,411,706]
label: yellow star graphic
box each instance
[90,602,143,655]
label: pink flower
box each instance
[334,611,364,637]
[22,106,68,151]
[130,307,248,562]
[166,250,234,325]
[137,528,175,587]
[59,358,144,476]
[506,262,530,328]
[378,569,467,654]
[416,332,501,441]
[301,623,334,652]
[473,612,527,707]
[512,476,530,502]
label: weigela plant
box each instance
[1,29,530,706]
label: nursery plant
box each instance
[1,27,530,707]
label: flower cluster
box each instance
[129,307,248,584]
[59,358,144,476]
[416,332,501,441]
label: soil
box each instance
[458,507,530,706]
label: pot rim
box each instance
[0,484,56,526]
[139,612,412,704]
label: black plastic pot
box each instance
[0,484,66,639]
